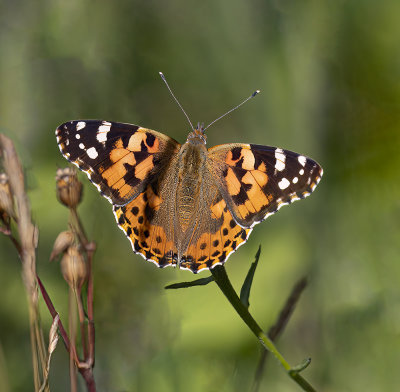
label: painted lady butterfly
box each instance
[56,117,322,273]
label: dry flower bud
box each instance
[56,167,82,208]
[0,173,15,221]
[60,245,87,290]
[50,231,74,261]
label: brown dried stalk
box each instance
[0,135,96,391]
[0,134,47,391]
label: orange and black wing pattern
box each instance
[56,120,182,269]
[208,143,323,228]
[56,120,180,206]
[179,191,252,273]
[113,183,179,269]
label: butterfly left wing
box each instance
[56,120,180,206]
[208,143,323,228]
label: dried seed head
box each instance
[47,314,60,367]
[50,231,74,261]
[56,168,82,209]
[60,245,87,290]
[0,173,14,222]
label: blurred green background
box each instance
[1,0,400,391]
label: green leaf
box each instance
[239,245,261,308]
[289,358,312,376]
[165,275,214,289]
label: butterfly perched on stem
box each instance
[56,77,322,273]
[56,120,322,273]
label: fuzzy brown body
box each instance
[176,142,206,231]
[154,135,222,264]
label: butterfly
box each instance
[56,120,322,273]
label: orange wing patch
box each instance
[209,144,274,227]
[208,143,322,228]
[127,129,161,153]
[180,198,251,273]
[97,130,163,204]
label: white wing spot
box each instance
[97,122,111,143]
[79,143,85,149]
[87,147,98,159]
[298,155,307,167]
[75,134,81,139]
[275,148,286,171]
[299,168,305,175]
[293,177,298,184]
[278,178,290,190]
[76,121,86,131]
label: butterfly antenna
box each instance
[203,90,261,132]
[159,72,195,132]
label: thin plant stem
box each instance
[252,277,308,392]
[36,276,73,354]
[85,243,96,367]
[69,288,78,392]
[75,287,89,359]
[210,266,316,392]
[70,205,96,367]
[70,207,88,246]
[29,311,40,391]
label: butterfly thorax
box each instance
[186,127,207,145]
[176,139,208,232]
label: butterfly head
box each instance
[187,122,207,145]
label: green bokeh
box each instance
[1,1,399,391]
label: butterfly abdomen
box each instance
[176,142,207,231]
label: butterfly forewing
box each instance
[208,143,323,228]
[56,120,180,205]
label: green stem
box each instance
[210,265,316,392]
[69,207,88,246]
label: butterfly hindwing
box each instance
[180,194,252,273]
[56,120,180,205]
[208,143,323,228]
[113,184,179,269]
